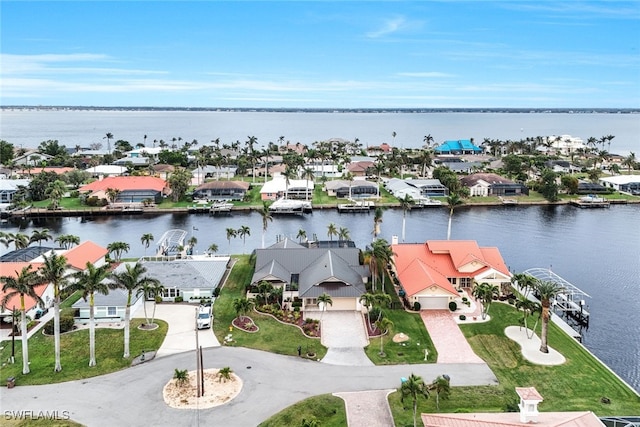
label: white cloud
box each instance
[366,16,415,38]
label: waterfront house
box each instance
[250,241,368,317]
[391,240,511,310]
[324,179,379,199]
[192,165,238,183]
[79,176,168,204]
[346,160,375,177]
[141,256,231,302]
[0,179,30,206]
[385,178,449,199]
[599,175,640,196]
[12,151,54,167]
[192,181,249,201]
[434,140,482,155]
[260,175,314,201]
[460,173,529,197]
[150,164,175,180]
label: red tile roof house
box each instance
[0,242,109,323]
[79,176,168,205]
[391,240,512,310]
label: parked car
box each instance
[197,305,213,329]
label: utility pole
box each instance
[195,307,201,398]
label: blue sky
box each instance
[1,1,639,108]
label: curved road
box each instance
[1,347,497,427]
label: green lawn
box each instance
[259,394,347,427]
[0,419,84,427]
[212,256,326,358]
[0,319,168,386]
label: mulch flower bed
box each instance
[232,316,258,332]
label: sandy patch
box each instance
[505,326,565,366]
[163,368,242,409]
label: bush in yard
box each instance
[413,301,421,311]
[459,314,467,321]
[449,301,458,311]
[44,312,76,335]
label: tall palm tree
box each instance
[104,132,114,153]
[446,193,463,240]
[399,194,414,242]
[12,233,30,250]
[359,293,376,326]
[237,225,250,254]
[534,279,564,353]
[70,263,111,367]
[107,241,130,262]
[110,263,160,358]
[137,280,165,326]
[301,166,315,201]
[259,201,273,249]
[400,373,430,427]
[429,375,451,411]
[372,206,384,241]
[1,265,43,374]
[39,253,69,372]
[326,223,338,242]
[225,227,237,248]
[338,227,350,243]
[29,229,52,247]
[257,280,273,306]
[515,295,541,338]
[375,317,393,356]
[370,238,394,293]
[140,233,154,256]
[317,293,333,323]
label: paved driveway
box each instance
[134,302,220,358]
[320,311,374,366]
[420,310,485,364]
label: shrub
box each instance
[459,314,467,321]
[155,295,163,303]
[175,296,183,303]
[449,301,458,312]
[413,301,421,311]
[44,313,76,335]
[369,307,383,322]
[508,298,515,305]
[213,288,220,297]
[462,297,468,302]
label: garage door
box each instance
[418,296,449,310]
[330,298,356,310]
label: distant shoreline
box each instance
[2,106,640,114]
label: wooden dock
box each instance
[337,201,374,213]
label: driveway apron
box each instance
[420,310,485,364]
[320,311,374,367]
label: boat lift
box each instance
[523,268,591,330]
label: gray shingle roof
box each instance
[141,257,230,290]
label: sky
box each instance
[1,1,639,109]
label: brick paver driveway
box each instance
[420,310,485,364]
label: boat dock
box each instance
[570,195,610,208]
[268,198,312,215]
[337,200,374,213]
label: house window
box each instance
[107,307,117,316]
[459,278,472,287]
[163,288,181,298]
[305,298,317,306]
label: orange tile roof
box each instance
[79,176,167,192]
[64,241,108,270]
[392,240,511,297]
[0,262,47,312]
[422,411,604,427]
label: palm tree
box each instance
[359,293,376,326]
[217,366,233,383]
[259,201,273,249]
[515,295,542,338]
[232,297,255,323]
[296,229,307,243]
[399,194,414,242]
[104,132,114,153]
[1,265,43,374]
[372,206,384,241]
[12,233,30,250]
[257,280,273,306]
[69,263,111,366]
[534,279,564,353]
[375,317,393,356]
[369,238,394,293]
[110,263,160,358]
[338,227,350,244]
[207,243,219,255]
[400,373,430,427]
[317,293,333,323]
[137,280,165,326]
[301,166,315,201]
[326,223,338,242]
[429,375,451,411]
[472,282,499,320]
[187,236,197,254]
[107,241,130,262]
[225,227,237,249]
[446,193,463,240]
[237,225,250,254]
[55,234,80,249]
[39,253,69,372]
[29,229,52,247]
[140,233,154,256]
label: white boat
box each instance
[415,197,442,207]
[209,201,233,213]
[269,198,311,214]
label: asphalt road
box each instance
[0,347,497,427]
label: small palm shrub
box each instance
[174,369,189,387]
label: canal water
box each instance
[1,204,639,392]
